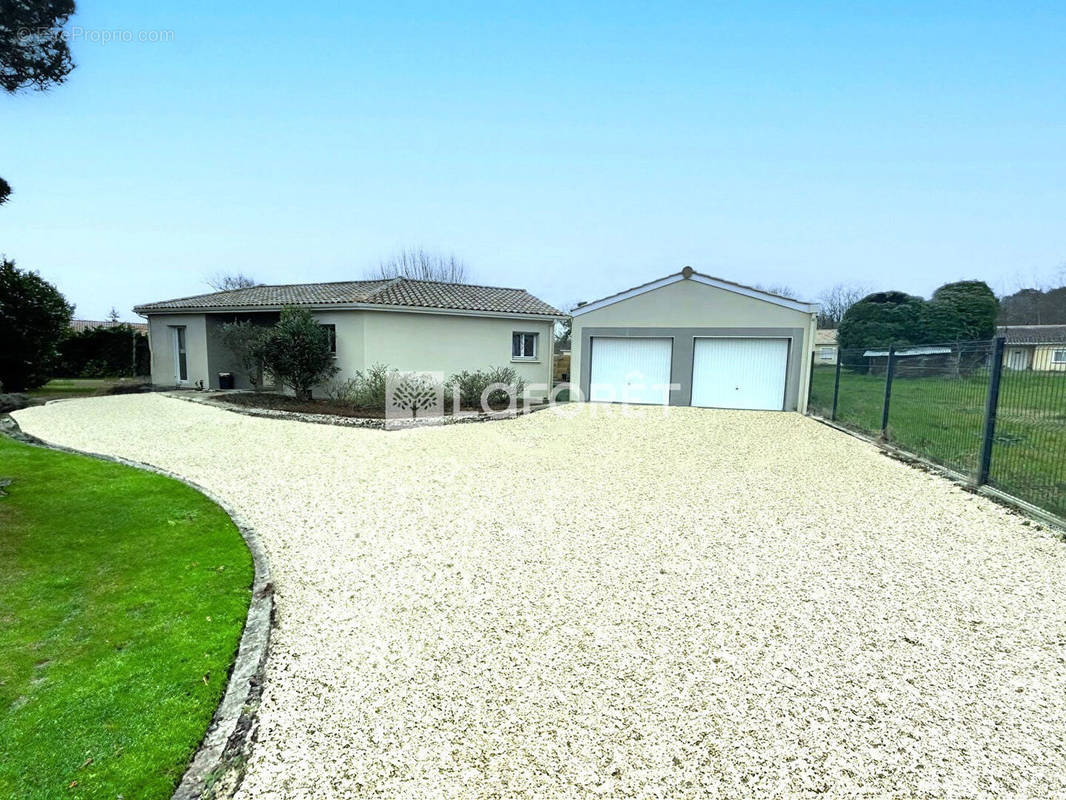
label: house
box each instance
[133,278,565,397]
[71,318,149,335]
[570,267,819,411]
[997,325,1066,372]
[814,329,838,365]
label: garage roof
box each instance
[570,268,819,316]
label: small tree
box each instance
[219,320,270,390]
[0,258,74,391]
[260,307,338,401]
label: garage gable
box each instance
[572,269,817,326]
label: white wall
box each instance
[146,314,209,387]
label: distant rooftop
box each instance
[863,346,953,358]
[997,324,1066,344]
[133,277,564,318]
[71,318,148,334]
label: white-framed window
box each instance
[819,347,834,360]
[321,323,336,355]
[512,331,538,360]
[1052,349,1066,364]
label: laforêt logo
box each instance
[385,371,446,428]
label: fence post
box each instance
[830,357,842,421]
[977,336,1006,486]
[880,345,896,438]
[807,350,816,414]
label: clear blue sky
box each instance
[3,1,1064,320]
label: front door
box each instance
[172,326,188,383]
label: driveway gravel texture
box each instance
[12,394,1066,799]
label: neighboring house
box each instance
[997,325,1066,372]
[815,329,838,365]
[570,268,819,411]
[71,318,149,335]
[133,278,565,397]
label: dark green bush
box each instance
[260,307,339,401]
[839,280,998,355]
[57,325,149,378]
[930,281,998,340]
[0,259,73,391]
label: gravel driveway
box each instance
[12,395,1066,798]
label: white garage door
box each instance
[589,337,672,404]
[691,337,789,411]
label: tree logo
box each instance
[386,371,445,428]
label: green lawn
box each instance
[26,379,128,400]
[809,365,1066,517]
[0,436,252,799]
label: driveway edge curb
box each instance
[0,414,274,800]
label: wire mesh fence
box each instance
[808,337,1066,520]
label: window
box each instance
[819,347,834,360]
[321,324,336,354]
[512,332,538,360]
[1053,349,1066,364]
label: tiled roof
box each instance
[134,277,564,317]
[71,318,148,334]
[997,325,1066,345]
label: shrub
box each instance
[260,307,339,401]
[325,363,394,411]
[839,281,1000,357]
[447,366,526,409]
[57,325,150,378]
[930,281,998,340]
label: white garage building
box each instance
[570,268,819,412]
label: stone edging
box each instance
[0,415,274,800]
[165,390,547,430]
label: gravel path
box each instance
[12,395,1066,798]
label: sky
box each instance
[2,1,1065,320]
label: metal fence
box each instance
[808,336,1066,520]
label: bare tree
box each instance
[206,272,260,291]
[817,283,871,328]
[754,283,799,299]
[372,248,469,283]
